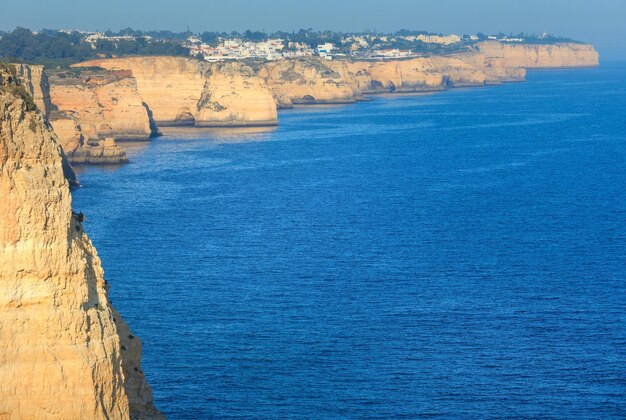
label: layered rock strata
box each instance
[0,64,161,418]
[259,41,596,104]
[11,63,52,117]
[48,68,159,164]
[74,57,278,127]
[259,58,361,108]
[51,42,598,133]
[477,42,600,68]
[260,54,525,104]
[48,111,130,165]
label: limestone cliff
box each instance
[196,62,278,126]
[0,64,160,418]
[47,68,158,164]
[74,57,278,127]
[49,69,156,141]
[48,111,129,165]
[259,58,360,107]
[11,63,51,118]
[363,58,445,92]
[264,55,521,102]
[477,42,600,68]
[63,42,595,128]
[258,42,594,102]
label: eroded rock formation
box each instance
[69,42,597,127]
[10,63,52,118]
[258,41,596,104]
[259,54,524,104]
[47,68,159,164]
[477,42,600,68]
[74,57,278,127]
[259,58,360,108]
[0,64,161,418]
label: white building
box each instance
[499,37,525,42]
[317,43,335,60]
[371,49,415,59]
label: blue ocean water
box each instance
[73,64,626,418]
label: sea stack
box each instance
[0,64,162,417]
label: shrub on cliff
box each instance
[0,61,37,111]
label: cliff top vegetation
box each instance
[0,27,584,67]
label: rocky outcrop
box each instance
[47,68,157,164]
[362,58,445,92]
[477,42,600,68]
[0,64,160,418]
[264,54,523,102]
[48,110,129,165]
[258,42,594,103]
[63,42,595,129]
[259,58,360,107]
[11,63,51,118]
[74,57,278,127]
[195,62,278,126]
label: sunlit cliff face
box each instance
[0,64,162,419]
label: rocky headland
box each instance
[0,39,600,416]
[9,41,599,167]
[476,41,600,68]
[74,57,279,127]
[47,67,159,164]
[258,42,597,105]
[0,63,161,418]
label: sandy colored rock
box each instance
[195,62,278,126]
[366,58,446,92]
[10,63,51,118]
[48,111,83,154]
[48,111,129,165]
[477,42,599,68]
[260,42,595,101]
[68,139,130,165]
[49,68,156,141]
[259,58,359,107]
[69,43,596,126]
[0,64,160,419]
[46,68,153,164]
[75,57,278,127]
[259,54,525,102]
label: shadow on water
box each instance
[115,139,153,154]
[72,162,127,176]
[71,64,626,419]
[159,126,278,143]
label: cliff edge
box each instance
[477,42,599,68]
[74,57,278,127]
[48,67,160,165]
[0,64,162,418]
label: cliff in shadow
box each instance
[0,63,161,419]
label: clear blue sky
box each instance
[2,0,624,59]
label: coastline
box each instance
[67,63,626,418]
[0,38,604,418]
[49,53,602,173]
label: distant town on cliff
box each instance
[0,27,582,67]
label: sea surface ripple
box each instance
[73,63,626,418]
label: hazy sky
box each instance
[2,0,625,58]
